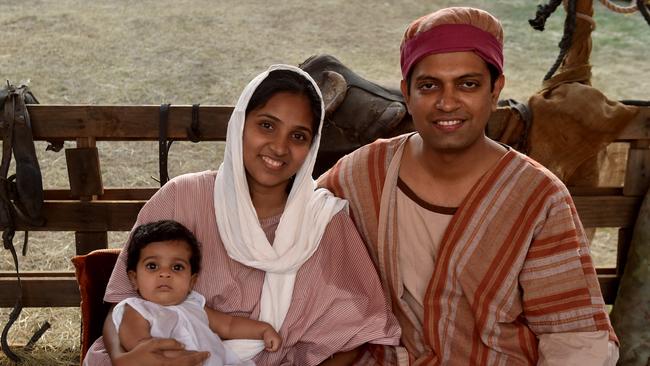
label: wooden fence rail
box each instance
[0,105,649,307]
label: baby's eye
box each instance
[145,262,158,270]
[292,132,308,141]
[172,264,185,271]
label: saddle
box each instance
[299,55,412,176]
[0,82,47,362]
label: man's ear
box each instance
[128,270,138,291]
[491,74,506,111]
[400,79,411,114]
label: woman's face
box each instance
[243,91,315,196]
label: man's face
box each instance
[401,51,504,154]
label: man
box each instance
[319,7,618,365]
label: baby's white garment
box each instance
[113,291,254,366]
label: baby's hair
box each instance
[126,220,201,275]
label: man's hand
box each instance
[262,326,282,352]
[112,338,209,366]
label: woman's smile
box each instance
[261,155,285,170]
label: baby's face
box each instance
[128,240,196,306]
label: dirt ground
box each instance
[0,0,648,364]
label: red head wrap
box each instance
[400,22,504,79]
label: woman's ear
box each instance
[127,270,138,291]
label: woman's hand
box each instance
[262,326,282,352]
[112,338,209,366]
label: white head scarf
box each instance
[214,64,347,360]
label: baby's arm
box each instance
[205,307,282,352]
[119,304,153,351]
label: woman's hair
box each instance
[126,220,201,275]
[245,69,322,136]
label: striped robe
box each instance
[84,170,401,366]
[318,134,616,365]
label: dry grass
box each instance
[0,0,647,364]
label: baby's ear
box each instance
[127,270,138,291]
[189,273,198,290]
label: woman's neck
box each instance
[249,187,287,219]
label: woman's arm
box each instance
[205,306,282,351]
[103,305,210,365]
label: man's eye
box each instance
[460,81,479,89]
[172,264,185,271]
[145,263,157,270]
[418,82,436,90]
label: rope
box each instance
[575,12,597,30]
[528,0,579,80]
[529,0,564,31]
[598,0,638,13]
[638,0,650,25]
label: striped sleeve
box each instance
[519,184,615,341]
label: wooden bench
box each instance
[1,104,649,308]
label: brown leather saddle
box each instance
[299,55,413,176]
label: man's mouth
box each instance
[435,119,462,126]
[157,285,172,290]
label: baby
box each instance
[113,220,282,365]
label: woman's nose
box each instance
[269,136,289,155]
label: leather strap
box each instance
[158,103,173,186]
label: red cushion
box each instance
[71,249,120,363]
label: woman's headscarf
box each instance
[213,64,347,360]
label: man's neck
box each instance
[399,134,507,207]
[419,135,505,180]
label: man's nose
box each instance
[435,87,460,112]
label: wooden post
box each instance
[65,137,108,254]
[616,138,650,282]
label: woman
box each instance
[84,64,401,365]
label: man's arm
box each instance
[102,305,210,366]
[521,189,618,364]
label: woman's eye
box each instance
[145,263,157,270]
[172,264,185,271]
[259,121,273,130]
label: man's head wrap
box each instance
[400,7,504,79]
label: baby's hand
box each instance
[262,326,282,352]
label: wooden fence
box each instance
[0,104,649,307]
